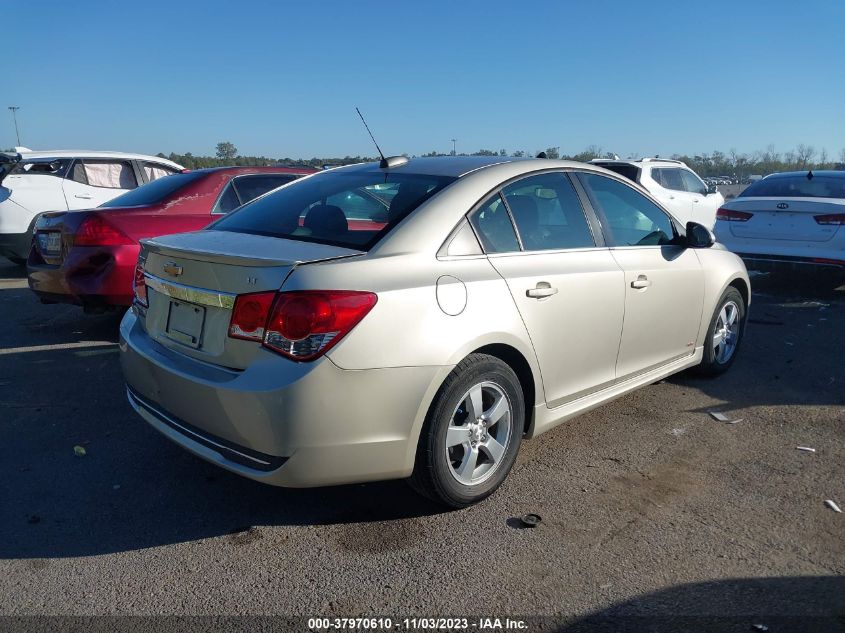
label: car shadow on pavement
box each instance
[560,575,845,632]
[669,276,845,411]
[0,331,445,559]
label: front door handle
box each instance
[526,282,558,299]
[74,194,93,199]
[631,275,652,289]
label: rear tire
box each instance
[697,287,746,376]
[409,353,524,508]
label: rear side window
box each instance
[70,160,137,189]
[739,174,845,199]
[469,194,520,253]
[502,172,594,251]
[233,174,298,205]
[580,173,676,247]
[210,171,455,250]
[99,171,206,208]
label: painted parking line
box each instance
[0,341,117,356]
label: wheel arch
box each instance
[470,343,537,436]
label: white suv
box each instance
[0,149,183,264]
[590,158,724,229]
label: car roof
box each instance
[19,150,183,169]
[591,158,687,168]
[330,155,598,178]
[188,165,317,175]
[763,170,845,179]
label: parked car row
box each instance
[27,164,315,312]
[0,149,183,264]
[3,146,840,507]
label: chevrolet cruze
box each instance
[120,156,750,507]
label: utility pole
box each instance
[8,107,21,146]
[450,138,456,156]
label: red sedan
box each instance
[28,166,316,312]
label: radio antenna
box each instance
[356,107,386,164]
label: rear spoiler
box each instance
[0,152,22,186]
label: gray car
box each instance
[120,156,750,507]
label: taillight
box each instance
[227,290,377,361]
[716,208,753,222]
[228,291,276,341]
[814,213,845,225]
[75,214,133,246]
[133,258,148,307]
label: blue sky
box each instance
[5,0,844,159]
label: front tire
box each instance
[697,286,746,376]
[410,354,524,508]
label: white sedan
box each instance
[714,170,845,282]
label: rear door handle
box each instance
[631,275,652,289]
[74,194,92,199]
[526,282,558,299]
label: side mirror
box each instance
[706,183,718,195]
[685,221,715,248]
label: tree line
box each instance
[156,141,845,177]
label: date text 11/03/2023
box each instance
[307,617,529,630]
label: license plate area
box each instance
[165,300,206,349]
[36,231,62,257]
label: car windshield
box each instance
[739,174,845,199]
[99,171,204,207]
[210,170,456,250]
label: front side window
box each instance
[469,194,520,253]
[144,162,179,182]
[651,167,685,192]
[580,173,676,247]
[502,172,594,251]
[680,169,707,195]
[9,159,70,178]
[70,160,137,189]
[211,171,455,250]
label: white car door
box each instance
[470,171,625,408]
[579,172,705,379]
[62,159,138,209]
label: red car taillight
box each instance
[228,290,377,361]
[716,208,753,222]
[813,213,845,225]
[133,258,148,307]
[75,214,134,246]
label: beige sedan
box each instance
[120,156,749,507]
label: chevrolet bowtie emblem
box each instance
[163,262,183,277]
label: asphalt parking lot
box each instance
[1,260,843,631]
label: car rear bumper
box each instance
[119,309,444,487]
[28,244,138,306]
[736,253,845,276]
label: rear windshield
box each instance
[593,162,640,183]
[100,171,204,207]
[740,174,845,199]
[210,170,456,250]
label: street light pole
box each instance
[8,107,21,146]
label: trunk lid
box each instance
[139,230,364,369]
[32,210,89,265]
[725,197,843,242]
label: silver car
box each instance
[120,156,750,507]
